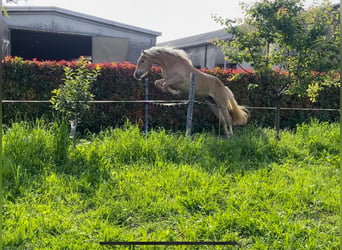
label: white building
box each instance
[158,29,240,69]
[2,6,161,63]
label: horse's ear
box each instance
[142,50,146,55]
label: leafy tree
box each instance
[50,57,100,142]
[213,0,340,139]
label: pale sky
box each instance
[5,0,330,43]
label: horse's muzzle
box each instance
[134,71,143,80]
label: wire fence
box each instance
[2,76,340,136]
[2,99,340,112]
[2,97,340,138]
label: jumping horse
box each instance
[134,46,249,138]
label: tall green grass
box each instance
[3,120,340,249]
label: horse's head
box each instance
[134,50,152,80]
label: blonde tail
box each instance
[226,87,249,126]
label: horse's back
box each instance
[193,70,225,95]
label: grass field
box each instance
[3,120,340,249]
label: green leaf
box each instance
[49,57,101,122]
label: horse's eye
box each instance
[141,60,145,63]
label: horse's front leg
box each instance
[161,75,184,95]
[156,80,181,96]
[155,79,167,92]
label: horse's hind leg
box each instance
[205,99,232,138]
[220,107,233,137]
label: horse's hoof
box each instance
[224,134,233,139]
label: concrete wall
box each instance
[92,37,129,63]
[183,44,251,70]
[183,44,229,69]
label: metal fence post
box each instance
[144,78,149,134]
[186,73,196,137]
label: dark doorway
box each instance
[10,29,92,61]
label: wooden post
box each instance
[144,78,149,134]
[186,73,196,137]
[70,119,77,147]
[275,94,281,140]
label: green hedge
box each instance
[2,57,340,134]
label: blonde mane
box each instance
[144,46,193,66]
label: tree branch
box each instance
[237,63,250,73]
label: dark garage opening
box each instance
[10,29,92,61]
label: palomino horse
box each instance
[134,46,249,138]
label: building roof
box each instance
[4,6,161,37]
[332,3,340,9]
[159,2,340,48]
[158,29,232,48]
